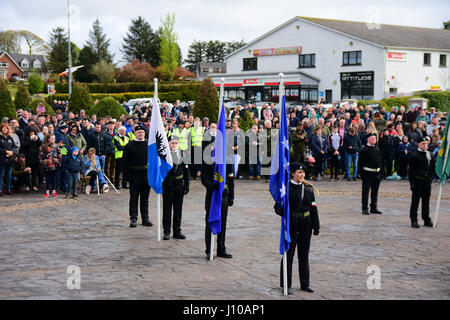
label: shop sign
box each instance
[253,46,302,56]
[244,79,259,85]
[341,71,374,82]
[387,51,407,61]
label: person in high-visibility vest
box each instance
[114,126,130,189]
[190,117,205,178]
[172,120,189,154]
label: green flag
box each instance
[435,119,450,183]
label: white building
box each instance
[210,17,450,105]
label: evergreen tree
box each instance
[47,27,79,73]
[185,40,206,72]
[86,18,114,63]
[69,82,93,115]
[76,46,97,83]
[14,85,31,109]
[444,20,450,30]
[0,81,16,120]
[122,16,160,67]
[28,73,44,95]
[193,78,219,122]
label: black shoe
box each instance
[142,220,153,227]
[424,220,434,227]
[123,186,129,189]
[72,193,78,198]
[217,252,232,259]
[301,287,314,293]
[353,178,357,181]
[370,208,382,214]
[362,209,370,215]
[163,233,170,240]
[173,233,186,240]
[411,221,420,228]
[346,178,351,182]
[335,176,340,180]
[115,185,121,190]
[130,220,137,228]
[65,192,70,199]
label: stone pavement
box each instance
[0,179,449,300]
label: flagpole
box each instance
[279,73,288,296]
[154,77,161,241]
[210,77,225,261]
[433,130,450,228]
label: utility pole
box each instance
[67,0,72,99]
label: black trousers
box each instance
[280,215,312,289]
[129,171,150,222]
[163,180,184,234]
[205,189,229,254]
[361,172,381,210]
[330,154,340,177]
[410,182,431,223]
[115,158,127,188]
[292,151,305,165]
[398,157,409,177]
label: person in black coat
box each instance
[274,162,320,294]
[358,133,383,215]
[162,136,190,240]
[22,126,42,190]
[408,137,435,228]
[310,127,329,180]
[201,143,235,259]
[0,123,17,195]
[343,127,362,181]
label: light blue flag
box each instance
[269,95,291,255]
[209,99,227,235]
[148,98,173,194]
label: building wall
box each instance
[385,49,450,96]
[0,54,23,80]
[226,18,386,101]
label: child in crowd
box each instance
[63,146,83,198]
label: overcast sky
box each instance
[1,0,449,66]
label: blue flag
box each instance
[148,98,173,194]
[269,95,291,255]
[209,99,227,235]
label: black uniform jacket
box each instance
[409,149,435,186]
[201,162,235,212]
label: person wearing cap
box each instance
[113,126,130,190]
[358,132,383,215]
[162,135,190,240]
[190,117,205,179]
[408,137,435,228]
[63,146,83,198]
[274,162,320,294]
[172,120,189,156]
[122,125,153,228]
[291,122,308,164]
[416,107,430,124]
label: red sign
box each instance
[253,46,302,57]
[244,79,259,85]
[387,51,407,61]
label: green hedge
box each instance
[91,97,128,119]
[47,91,185,106]
[55,82,201,95]
[418,91,450,112]
[357,100,388,109]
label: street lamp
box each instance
[67,0,72,99]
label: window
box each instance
[0,62,9,68]
[21,60,29,68]
[212,68,221,73]
[201,67,210,73]
[343,51,362,66]
[341,71,374,100]
[300,85,318,102]
[299,54,316,68]
[424,53,431,66]
[440,54,447,67]
[33,60,41,69]
[243,57,257,71]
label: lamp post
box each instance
[67,0,72,99]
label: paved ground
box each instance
[0,178,449,300]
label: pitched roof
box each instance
[299,17,450,50]
[7,52,46,70]
[0,52,24,71]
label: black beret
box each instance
[134,125,146,132]
[290,162,307,173]
[417,137,428,143]
[366,132,377,138]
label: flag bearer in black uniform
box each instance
[162,136,190,240]
[122,125,153,228]
[201,133,234,259]
[408,137,435,228]
[274,163,320,294]
[358,133,383,215]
